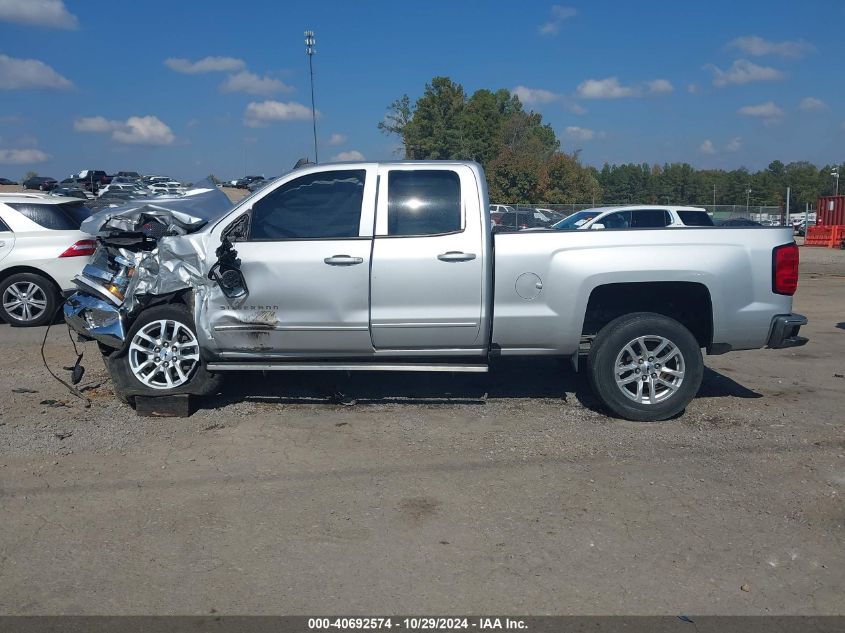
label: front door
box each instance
[207,167,376,357]
[369,165,485,350]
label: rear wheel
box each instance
[105,304,222,404]
[0,272,58,327]
[587,312,703,421]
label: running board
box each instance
[206,362,489,373]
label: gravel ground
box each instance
[0,245,843,615]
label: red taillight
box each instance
[773,243,799,295]
[59,240,96,258]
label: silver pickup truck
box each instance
[64,161,807,421]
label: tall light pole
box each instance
[304,30,318,164]
[712,183,716,213]
[831,168,839,196]
[746,188,752,213]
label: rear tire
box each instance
[587,312,703,421]
[104,304,222,405]
[0,272,58,327]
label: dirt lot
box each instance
[0,245,843,615]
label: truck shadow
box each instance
[200,359,761,413]
[836,322,845,330]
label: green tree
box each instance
[542,153,601,204]
[401,76,466,160]
[377,94,413,157]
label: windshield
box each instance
[551,210,599,230]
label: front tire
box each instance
[0,272,58,327]
[105,304,222,404]
[587,312,703,421]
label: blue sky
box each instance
[0,0,842,181]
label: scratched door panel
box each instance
[210,240,373,355]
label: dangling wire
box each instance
[39,299,91,407]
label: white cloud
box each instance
[576,77,636,99]
[0,147,49,164]
[114,116,175,145]
[564,126,595,141]
[511,85,560,105]
[243,100,316,127]
[73,116,116,132]
[687,83,699,94]
[511,86,587,114]
[738,101,784,122]
[164,56,245,74]
[0,54,73,90]
[74,115,175,145]
[539,5,577,35]
[699,140,716,154]
[727,35,814,59]
[327,133,347,146]
[0,0,77,29]
[706,59,785,87]
[331,150,365,161]
[647,79,674,94]
[219,71,294,96]
[799,97,827,111]
[726,137,742,152]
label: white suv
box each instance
[551,205,714,230]
[0,193,96,326]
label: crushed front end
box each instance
[64,181,233,349]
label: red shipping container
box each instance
[817,195,845,226]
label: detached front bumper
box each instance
[766,313,808,349]
[63,293,125,349]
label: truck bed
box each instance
[491,227,796,356]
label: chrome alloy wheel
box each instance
[128,319,201,389]
[614,335,686,405]
[2,282,48,323]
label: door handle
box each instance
[0,241,4,247]
[324,254,364,266]
[437,251,476,262]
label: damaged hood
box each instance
[64,179,243,348]
[81,178,233,236]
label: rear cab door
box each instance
[369,164,490,352]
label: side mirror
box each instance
[591,223,605,230]
[217,268,248,299]
[208,238,249,300]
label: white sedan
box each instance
[0,193,96,326]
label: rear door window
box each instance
[630,209,671,228]
[678,211,714,226]
[387,170,461,236]
[7,201,91,230]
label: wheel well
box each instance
[582,282,713,347]
[0,266,61,293]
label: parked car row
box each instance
[229,175,266,189]
[18,171,186,196]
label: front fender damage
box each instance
[64,180,244,349]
